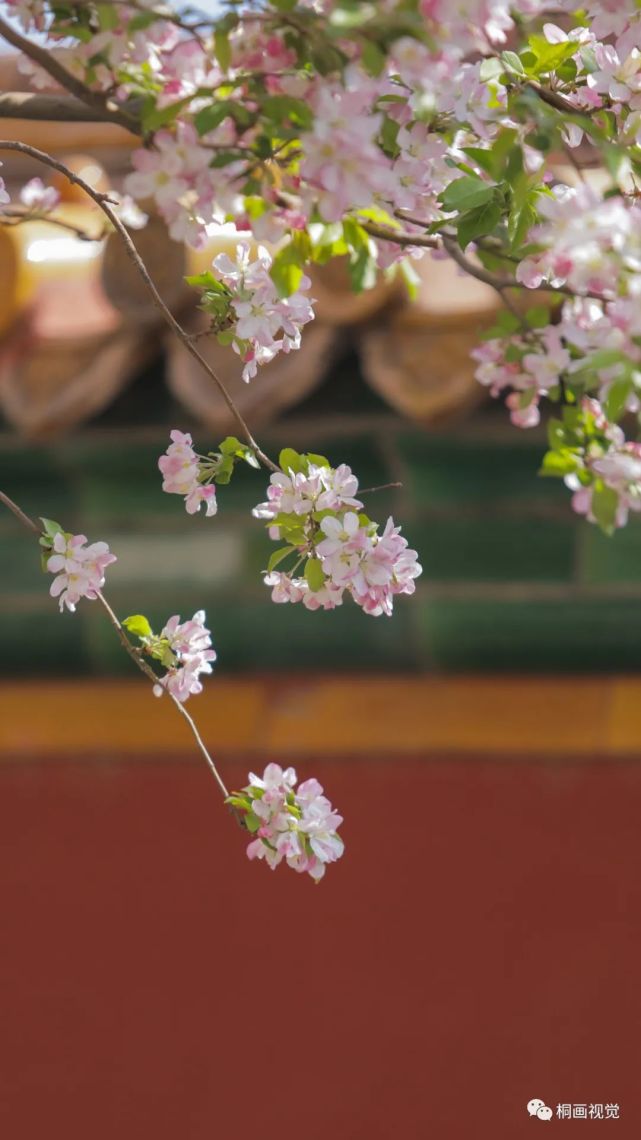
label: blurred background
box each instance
[1,51,641,1140]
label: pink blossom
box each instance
[211,243,314,382]
[19,177,60,212]
[47,532,117,613]
[152,609,216,703]
[236,764,344,882]
[159,430,217,517]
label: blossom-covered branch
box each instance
[0,138,278,473]
[0,488,344,881]
[4,1,641,531]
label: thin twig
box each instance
[359,482,402,494]
[0,488,230,800]
[96,592,230,799]
[0,489,39,534]
[0,139,278,473]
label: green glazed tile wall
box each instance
[2,412,641,675]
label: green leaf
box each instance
[496,309,522,334]
[270,243,305,298]
[527,34,580,76]
[592,483,619,535]
[143,95,195,132]
[262,94,313,129]
[219,435,243,456]
[225,795,251,810]
[306,453,330,468]
[123,614,153,639]
[440,175,496,213]
[547,417,566,450]
[462,147,497,178]
[507,174,541,251]
[214,456,234,484]
[539,449,580,477]
[361,39,385,77]
[244,811,261,833]
[39,517,63,539]
[572,349,629,376]
[604,377,632,422]
[268,545,297,573]
[342,218,377,292]
[479,57,503,82]
[525,306,550,329]
[457,199,503,249]
[214,29,232,71]
[194,100,236,136]
[500,50,526,76]
[304,557,326,592]
[379,114,400,158]
[185,271,227,292]
[279,447,306,474]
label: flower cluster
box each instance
[253,451,422,617]
[228,763,344,883]
[158,429,218,516]
[473,293,641,431]
[159,429,260,516]
[538,397,641,531]
[44,528,117,613]
[206,243,315,382]
[123,609,216,703]
[516,185,641,299]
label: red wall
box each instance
[1,754,640,1138]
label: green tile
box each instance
[421,598,641,671]
[406,515,576,582]
[213,596,417,671]
[401,434,567,508]
[0,532,45,589]
[2,609,91,676]
[580,519,641,585]
[0,446,76,525]
[77,589,418,675]
[57,440,176,526]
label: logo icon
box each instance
[528,1099,553,1121]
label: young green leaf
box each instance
[123,614,153,639]
[305,557,326,592]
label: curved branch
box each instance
[0,13,140,133]
[0,488,230,800]
[0,139,278,473]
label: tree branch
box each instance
[0,488,230,801]
[359,219,439,249]
[524,80,589,118]
[0,139,278,473]
[0,489,39,534]
[0,91,134,126]
[95,591,230,799]
[0,205,105,240]
[0,13,140,134]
